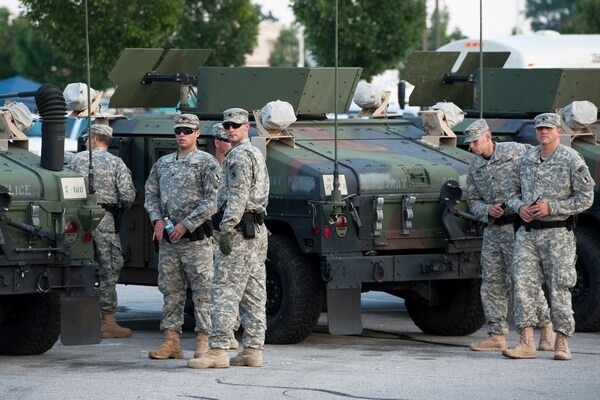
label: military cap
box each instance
[223,108,249,124]
[534,113,561,129]
[463,119,489,143]
[174,113,200,130]
[212,123,229,141]
[82,124,112,138]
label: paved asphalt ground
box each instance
[0,285,599,400]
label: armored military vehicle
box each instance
[105,48,484,344]
[0,85,104,355]
[404,50,600,332]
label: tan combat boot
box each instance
[538,323,556,351]
[148,329,184,359]
[469,334,507,352]
[502,327,537,359]
[554,332,572,361]
[188,348,229,369]
[230,347,263,367]
[101,312,132,339]
[230,333,240,350]
[193,332,209,358]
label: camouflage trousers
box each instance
[94,215,124,314]
[209,226,268,349]
[481,224,551,335]
[212,233,241,332]
[157,238,214,334]
[512,226,577,336]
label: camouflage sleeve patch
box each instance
[574,164,593,186]
[228,162,241,185]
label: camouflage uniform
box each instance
[506,144,594,336]
[144,149,220,335]
[67,149,135,314]
[467,142,551,335]
[210,138,269,349]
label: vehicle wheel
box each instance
[404,279,484,336]
[573,227,600,332]
[0,293,61,355]
[265,234,324,344]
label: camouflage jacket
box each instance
[505,144,595,220]
[467,142,529,223]
[67,149,135,208]
[144,149,219,232]
[218,139,269,234]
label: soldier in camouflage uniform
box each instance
[211,123,239,350]
[189,108,269,369]
[144,114,220,360]
[465,119,554,352]
[503,113,595,361]
[66,124,136,339]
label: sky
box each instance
[252,0,532,39]
[4,0,532,39]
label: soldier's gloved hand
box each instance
[219,232,233,255]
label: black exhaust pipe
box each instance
[35,84,66,171]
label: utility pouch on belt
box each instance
[189,220,214,242]
[100,203,124,233]
[241,212,256,239]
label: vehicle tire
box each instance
[265,234,324,344]
[573,227,600,332]
[404,279,484,336]
[0,293,61,355]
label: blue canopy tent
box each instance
[0,76,42,113]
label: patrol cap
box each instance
[211,123,229,141]
[174,113,199,130]
[82,124,112,138]
[223,108,249,124]
[534,113,561,129]
[463,119,489,143]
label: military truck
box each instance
[403,50,600,332]
[0,84,104,355]
[105,48,484,344]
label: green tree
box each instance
[291,0,426,80]
[571,0,600,33]
[269,26,301,67]
[174,0,261,67]
[4,15,109,88]
[525,0,575,32]
[20,0,184,80]
[0,8,16,79]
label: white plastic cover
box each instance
[563,100,598,129]
[431,102,465,129]
[63,83,97,112]
[2,100,33,131]
[261,100,297,130]
[353,81,384,109]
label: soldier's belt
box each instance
[524,217,573,231]
[492,214,515,226]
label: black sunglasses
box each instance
[222,122,242,130]
[216,137,230,143]
[174,127,196,135]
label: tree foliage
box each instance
[174,0,261,66]
[0,10,109,87]
[571,0,600,33]
[525,0,575,31]
[291,0,426,80]
[20,0,184,79]
[269,26,302,67]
